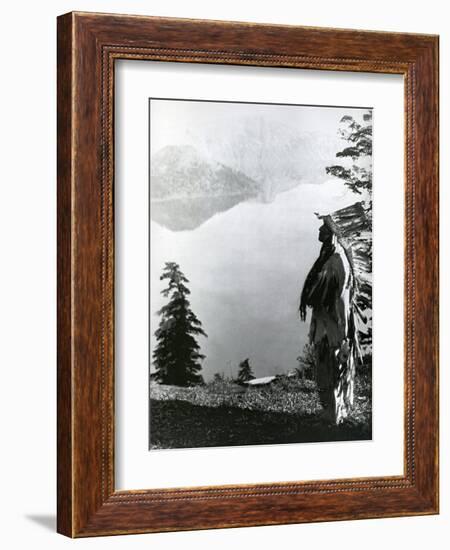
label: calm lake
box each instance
[150,180,357,381]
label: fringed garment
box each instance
[301,238,357,424]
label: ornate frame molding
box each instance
[57,12,438,537]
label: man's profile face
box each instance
[318,223,333,242]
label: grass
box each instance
[149,373,372,450]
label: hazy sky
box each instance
[150,98,370,156]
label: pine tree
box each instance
[296,343,316,380]
[152,262,207,386]
[237,358,255,384]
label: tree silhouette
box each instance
[326,110,373,356]
[237,358,255,384]
[326,111,373,208]
[152,262,207,386]
[296,343,316,380]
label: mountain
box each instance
[150,145,259,200]
[183,117,345,201]
[149,124,346,231]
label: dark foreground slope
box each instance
[149,375,372,450]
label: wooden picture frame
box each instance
[57,11,439,537]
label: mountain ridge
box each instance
[150,145,259,200]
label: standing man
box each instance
[300,208,362,425]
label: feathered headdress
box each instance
[317,202,372,358]
[316,201,372,299]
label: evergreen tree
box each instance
[237,358,255,384]
[296,343,316,380]
[152,262,207,386]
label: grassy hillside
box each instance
[149,374,371,450]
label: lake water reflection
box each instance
[150,180,356,380]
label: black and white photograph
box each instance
[0,0,443,545]
[149,98,373,450]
